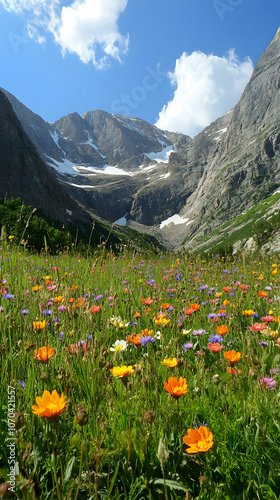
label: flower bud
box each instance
[75,406,88,426]
[14,411,25,430]
[157,438,169,466]
[144,411,155,425]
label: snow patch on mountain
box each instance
[146,145,174,163]
[160,214,190,228]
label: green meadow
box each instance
[1,241,280,499]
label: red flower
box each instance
[261,315,274,323]
[239,284,249,291]
[208,343,223,352]
[184,307,195,316]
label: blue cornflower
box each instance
[140,336,155,346]
[259,342,269,347]
[20,309,29,315]
[3,294,14,299]
[208,334,224,343]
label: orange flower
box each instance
[224,350,241,366]
[164,376,188,398]
[223,287,230,293]
[183,426,214,454]
[126,334,143,346]
[161,303,171,310]
[161,358,178,368]
[32,390,67,422]
[141,329,154,336]
[33,346,55,363]
[110,365,135,378]
[90,305,102,313]
[226,367,241,375]
[32,285,42,292]
[258,291,268,298]
[134,311,141,318]
[190,303,200,311]
[184,307,195,316]
[141,297,153,305]
[223,299,230,306]
[68,298,75,303]
[33,320,46,331]
[70,285,78,290]
[239,284,249,291]
[45,279,51,285]
[216,325,228,335]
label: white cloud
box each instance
[155,50,253,137]
[0,0,129,68]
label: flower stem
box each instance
[51,426,61,500]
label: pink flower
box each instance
[258,377,276,390]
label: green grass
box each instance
[1,244,280,499]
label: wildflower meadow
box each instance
[1,242,280,499]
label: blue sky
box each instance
[0,0,279,137]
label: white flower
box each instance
[110,340,128,352]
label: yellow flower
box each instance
[110,365,135,378]
[164,376,188,398]
[242,310,256,317]
[32,390,67,422]
[32,285,42,292]
[183,426,214,454]
[272,269,278,275]
[33,320,46,330]
[161,358,178,368]
[154,315,171,326]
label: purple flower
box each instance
[3,294,14,299]
[208,334,224,343]
[58,306,66,312]
[140,336,155,346]
[182,342,193,351]
[95,294,104,301]
[258,377,276,390]
[0,306,4,312]
[18,381,26,390]
[20,309,29,315]
[42,309,52,316]
[259,342,269,347]
[207,313,217,320]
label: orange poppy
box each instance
[33,345,55,363]
[126,334,143,346]
[224,350,241,366]
[32,390,67,422]
[161,303,171,310]
[183,426,214,454]
[216,325,228,335]
[226,367,241,375]
[222,287,230,293]
[141,298,153,305]
[208,343,223,353]
[164,376,188,398]
[190,303,200,311]
[184,308,195,316]
[90,305,102,313]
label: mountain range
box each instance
[1,26,280,253]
